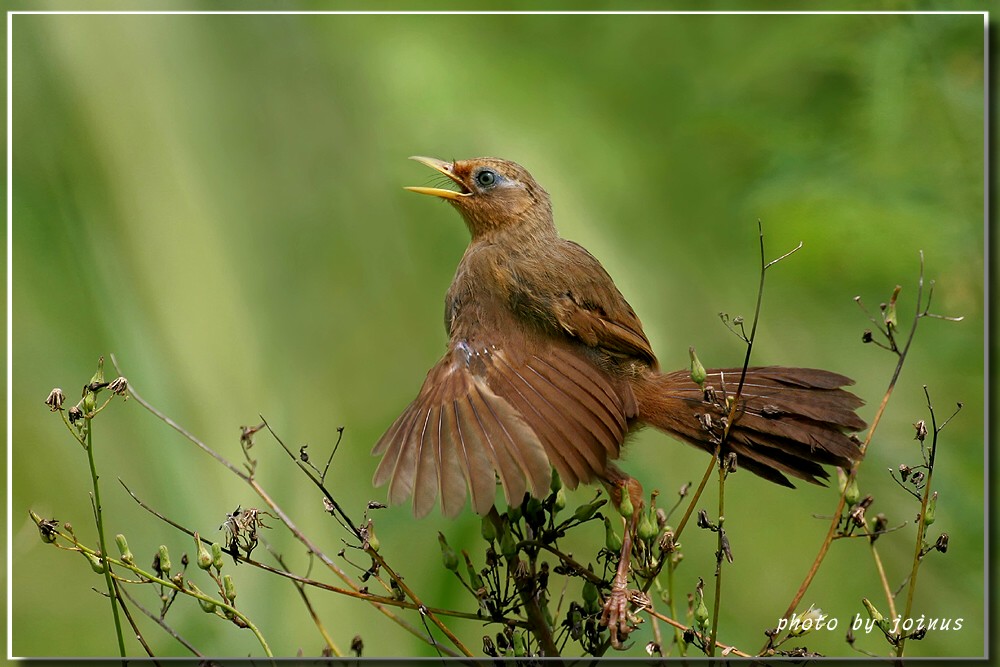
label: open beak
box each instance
[405,156,471,201]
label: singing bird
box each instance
[372,156,865,646]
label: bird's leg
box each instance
[599,469,645,649]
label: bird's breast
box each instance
[445,243,533,344]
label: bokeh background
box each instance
[11,10,984,658]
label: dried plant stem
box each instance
[763,350,896,656]
[119,585,203,657]
[764,255,928,655]
[665,558,685,654]
[689,227,797,534]
[707,462,728,657]
[670,224,790,656]
[896,388,940,657]
[250,474,468,656]
[864,524,898,620]
[111,578,156,659]
[38,521,272,657]
[649,223,796,619]
[367,551,474,657]
[84,420,127,657]
[270,550,342,657]
[112,358,466,657]
[514,565,559,657]
[673,455,716,541]
[123,482,502,627]
[258,418,472,656]
[636,223,794,660]
[644,607,750,657]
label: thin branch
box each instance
[644,607,750,657]
[118,585,203,657]
[367,550,474,657]
[650,222,793,590]
[707,459,731,656]
[765,251,947,655]
[323,426,345,484]
[260,417,359,538]
[266,546,342,657]
[39,521,272,656]
[122,474,488,634]
[84,416,127,657]
[896,386,944,657]
[112,357,464,656]
[111,579,157,660]
[673,456,716,542]
[257,416,471,656]
[764,240,803,269]
[862,523,898,620]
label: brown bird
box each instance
[372,156,865,647]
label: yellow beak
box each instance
[405,156,471,201]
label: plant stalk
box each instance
[85,419,127,656]
[896,393,939,657]
[708,462,728,656]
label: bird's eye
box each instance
[475,169,497,187]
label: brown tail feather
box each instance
[634,366,866,487]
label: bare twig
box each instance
[260,417,359,538]
[118,585,203,657]
[896,387,955,657]
[121,480,509,631]
[765,251,962,655]
[32,516,272,656]
[83,413,127,657]
[646,222,795,639]
[866,528,898,621]
[257,416,472,656]
[644,607,750,657]
[112,356,465,657]
[110,579,157,660]
[708,458,731,657]
[267,546,342,657]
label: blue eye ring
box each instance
[475,169,497,187]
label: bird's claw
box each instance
[600,586,648,649]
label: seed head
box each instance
[45,388,65,411]
[68,406,83,423]
[108,376,129,398]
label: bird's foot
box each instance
[600,585,649,649]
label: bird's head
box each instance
[406,156,553,238]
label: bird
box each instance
[371,155,866,648]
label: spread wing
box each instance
[512,240,657,368]
[372,340,636,518]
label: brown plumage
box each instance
[372,156,866,519]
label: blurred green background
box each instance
[11,10,984,658]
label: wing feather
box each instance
[550,347,632,421]
[526,355,623,454]
[473,384,551,501]
[452,398,499,515]
[437,404,467,518]
[373,338,631,515]
[487,355,589,486]
[411,406,439,519]
[385,405,426,508]
[491,351,606,475]
[465,385,528,504]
